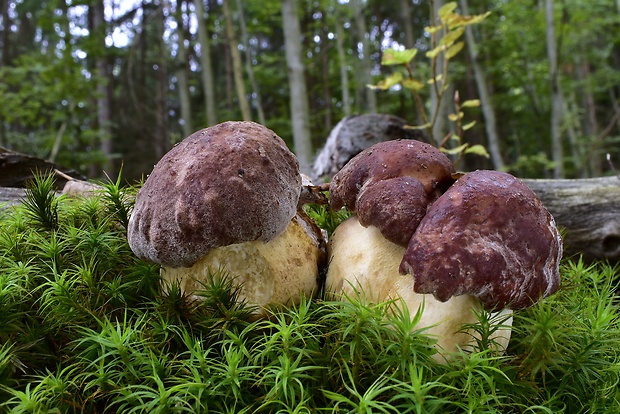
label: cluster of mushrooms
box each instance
[127,121,563,358]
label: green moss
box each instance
[0,174,618,413]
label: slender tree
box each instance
[545,0,564,178]
[175,0,193,137]
[281,0,313,173]
[91,0,114,176]
[195,0,218,126]
[460,0,504,170]
[335,9,351,117]
[223,0,251,121]
[350,0,377,113]
[236,0,265,125]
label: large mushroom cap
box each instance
[128,121,301,268]
[399,170,563,311]
[330,139,455,211]
[329,139,455,246]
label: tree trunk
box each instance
[430,0,448,145]
[460,0,504,170]
[320,11,332,132]
[400,0,415,49]
[335,17,351,117]
[545,0,565,178]
[350,0,377,113]
[155,0,170,160]
[195,0,218,126]
[223,0,251,121]
[236,0,265,125]
[282,0,313,174]
[175,0,193,137]
[91,0,114,178]
[523,176,620,263]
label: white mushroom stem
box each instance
[326,216,513,361]
[161,212,325,319]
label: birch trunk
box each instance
[92,0,114,177]
[545,0,565,178]
[223,0,251,121]
[335,19,351,116]
[155,0,170,159]
[195,0,218,126]
[460,0,504,170]
[282,0,313,174]
[350,0,377,113]
[175,0,193,137]
[236,0,265,125]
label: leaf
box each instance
[440,27,464,47]
[448,12,491,29]
[382,48,418,66]
[438,2,458,18]
[427,74,443,84]
[405,122,432,130]
[462,120,477,131]
[446,41,465,59]
[440,143,469,155]
[461,99,481,108]
[402,78,425,91]
[465,144,490,158]
[426,44,446,59]
[424,25,443,34]
[448,112,464,122]
[367,72,403,90]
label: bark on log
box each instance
[0,147,84,189]
[522,176,620,264]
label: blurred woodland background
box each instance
[1,0,619,182]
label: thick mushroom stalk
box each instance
[128,121,325,318]
[400,170,562,311]
[163,212,325,319]
[326,217,513,359]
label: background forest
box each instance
[1,0,620,182]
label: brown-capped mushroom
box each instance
[329,139,455,246]
[400,170,562,311]
[128,121,325,318]
[326,217,513,358]
[326,140,511,358]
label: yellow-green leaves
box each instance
[381,48,418,66]
[368,72,403,90]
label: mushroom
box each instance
[327,217,513,357]
[326,141,562,358]
[128,121,326,318]
[400,170,562,311]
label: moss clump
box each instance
[0,174,618,413]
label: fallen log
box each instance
[522,176,620,264]
[0,147,84,189]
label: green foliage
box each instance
[370,1,491,166]
[0,175,619,412]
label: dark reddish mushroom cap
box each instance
[399,170,563,311]
[329,140,455,246]
[329,140,456,211]
[356,177,429,246]
[127,121,301,268]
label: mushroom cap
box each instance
[127,121,301,268]
[328,139,455,246]
[329,140,455,211]
[356,177,429,246]
[399,170,563,311]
